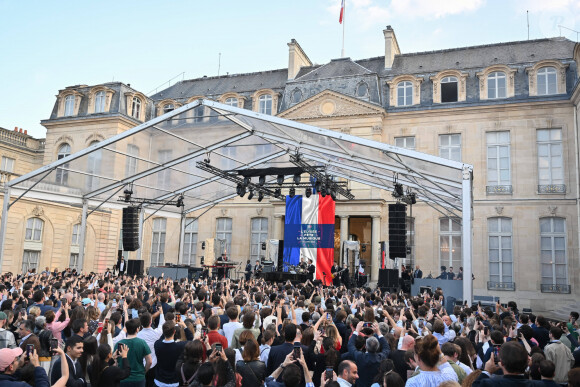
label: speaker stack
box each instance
[122,206,140,251]
[126,259,144,276]
[388,203,407,259]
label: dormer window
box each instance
[356,82,368,97]
[291,89,302,104]
[537,67,557,96]
[259,95,272,115]
[64,95,75,116]
[132,97,141,119]
[441,77,458,102]
[225,98,238,107]
[397,81,413,106]
[487,72,506,99]
[95,91,106,113]
[163,104,174,114]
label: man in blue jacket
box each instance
[347,321,390,387]
[0,347,50,387]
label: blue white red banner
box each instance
[283,193,335,285]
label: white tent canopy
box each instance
[0,99,474,299]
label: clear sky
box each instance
[0,0,579,138]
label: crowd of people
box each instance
[0,267,578,387]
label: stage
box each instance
[261,271,310,284]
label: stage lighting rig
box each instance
[293,173,301,185]
[123,188,133,203]
[290,153,354,200]
[248,190,254,200]
[289,187,295,197]
[175,195,184,208]
[258,191,264,202]
[259,175,266,186]
[305,187,312,198]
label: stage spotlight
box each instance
[258,191,264,202]
[123,188,133,203]
[274,188,282,198]
[409,192,417,204]
[289,188,295,197]
[392,183,404,198]
[237,183,246,197]
[305,188,312,198]
[176,195,184,207]
[248,190,254,200]
[277,175,284,185]
[330,191,337,201]
[321,186,327,197]
[293,173,301,185]
[243,176,250,186]
[314,180,321,192]
[258,175,266,186]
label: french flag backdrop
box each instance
[283,193,335,285]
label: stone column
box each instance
[273,215,283,240]
[339,215,349,266]
[371,215,381,282]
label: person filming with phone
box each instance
[50,335,86,387]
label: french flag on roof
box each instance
[339,0,345,24]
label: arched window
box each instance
[356,82,368,97]
[291,89,302,104]
[488,217,513,287]
[259,95,272,115]
[95,91,106,113]
[216,218,232,256]
[64,95,75,116]
[224,98,238,107]
[86,141,102,191]
[441,77,458,102]
[163,104,174,114]
[537,67,557,96]
[487,72,506,99]
[56,143,71,185]
[25,218,44,241]
[70,223,81,271]
[397,81,413,106]
[439,217,461,270]
[131,97,141,119]
[540,217,567,286]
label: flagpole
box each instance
[341,1,345,57]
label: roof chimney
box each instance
[19,128,23,133]
[383,25,400,69]
[14,127,17,131]
[24,130,27,135]
[287,39,312,80]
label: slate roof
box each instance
[150,69,288,102]
[294,57,374,81]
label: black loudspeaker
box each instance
[277,240,284,270]
[388,203,407,259]
[122,206,140,251]
[378,269,399,288]
[126,259,144,276]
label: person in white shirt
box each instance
[222,306,243,347]
[137,309,165,370]
[259,329,275,366]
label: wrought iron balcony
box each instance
[487,281,516,291]
[538,184,566,194]
[541,284,571,293]
[486,185,512,194]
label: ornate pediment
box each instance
[278,90,385,120]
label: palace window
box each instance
[163,104,174,114]
[131,97,141,119]
[86,141,102,191]
[224,98,238,107]
[395,136,415,150]
[291,89,302,105]
[259,95,272,115]
[125,144,139,179]
[22,251,40,273]
[441,77,458,103]
[56,143,71,185]
[405,217,415,268]
[537,67,557,96]
[1,156,14,173]
[487,72,506,99]
[151,218,167,266]
[356,82,368,97]
[71,224,80,245]
[537,129,564,193]
[216,218,232,257]
[95,91,106,113]
[540,217,568,287]
[183,219,198,265]
[250,218,268,262]
[439,217,462,270]
[439,134,461,162]
[486,131,511,193]
[64,95,75,116]
[488,217,513,288]
[397,81,413,106]
[157,150,172,188]
[25,218,44,241]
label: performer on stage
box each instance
[331,262,341,286]
[254,259,263,278]
[298,257,308,273]
[307,259,315,280]
[245,259,252,281]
